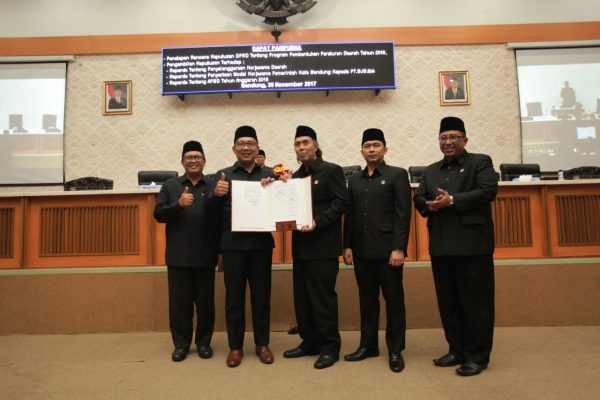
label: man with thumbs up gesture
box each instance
[212,125,276,368]
[154,140,221,363]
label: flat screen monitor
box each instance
[516,46,600,170]
[42,114,58,131]
[9,114,24,130]
[526,102,542,117]
[162,42,395,95]
[0,62,66,185]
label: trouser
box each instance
[431,254,495,364]
[222,249,273,350]
[292,258,341,356]
[167,266,215,350]
[353,258,406,355]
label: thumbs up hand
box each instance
[214,172,229,197]
[179,186,194,207]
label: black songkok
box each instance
[234,125,258,143]
[362,128,386,146]
[439,116,466,135]
[182,140,204,157]
[295,125,317,141]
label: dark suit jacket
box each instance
[108,97,127,109]
[343,162,412,259]
[292,157,347,260]
[153,174,221,267]
[445,87,465,100]
[413,151,498,256]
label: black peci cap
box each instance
[439,116,466,135]
[295,125,317,140]
[362,128,386,146]
[182,140,204,157]
[234,125,258,143]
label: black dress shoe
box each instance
[198,345,213,359]
[171,348,189,362]
[433,353,463,367]
[344,347,380,362]
[314,354,339,369]
[456,361,487,376]
[283,346,319,358]
[389,353,405,373]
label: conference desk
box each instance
[1,181,599,334]
[1,180,599,269]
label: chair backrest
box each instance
[563,166,600,180]
[137,170,178,185]
[408,166,427,183]
[499,163,540,181]
[342,165,362,180]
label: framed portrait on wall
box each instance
[103,80,132,115]
[439,71,470,106]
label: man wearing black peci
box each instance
[283,125,347,369]
[413,117,498,377]
[153,140,221,362]
[212,125,276,368]
[343,128,412,373]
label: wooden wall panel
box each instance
[493,196,532,247]
[1,22,599,56]
[39,205,139,256]
[547,185,600,257]
[493,186,547,259]
[0,207,14,258]
[271,231,284,264]
[0,198,23,269]
[415,185,549,260]
[556,195,600,246]
[24,194,151,268]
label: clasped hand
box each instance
[425,188,452,212]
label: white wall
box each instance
[1,0,599,38]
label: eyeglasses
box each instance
[235,141,258,148]
[183,156,205,161]
[439,135,466,143]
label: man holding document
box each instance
[282,125,348,369]
[212,125,275,368]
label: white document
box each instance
[231,177,312,232]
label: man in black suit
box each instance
[153,140,221,362]
[283,125,347,369]
[444,78,465,100]
[108,85,127,109]
[413,117,498,377]
[212,125,276,368]
[343,128,412,373]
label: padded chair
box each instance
[408,166,427,183]
[499,163,540,181]
[137,170,178,186]
[342,165,362,180]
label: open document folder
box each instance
[231,177,313,232]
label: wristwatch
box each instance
[449,195,454,206]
